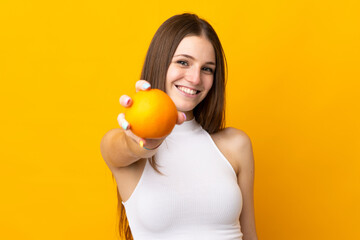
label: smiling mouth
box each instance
[175,85,201,95]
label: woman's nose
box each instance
[185,67,201,85]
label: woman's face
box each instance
[166,35,215,119]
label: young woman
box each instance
[101,13,258,240]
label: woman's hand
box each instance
[117,80,186,150]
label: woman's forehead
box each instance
[173,35,215,63]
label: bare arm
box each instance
[236,131,258,240]
[100,128,159,168]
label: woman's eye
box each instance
[202,67,214,73]
[177,60,188,66]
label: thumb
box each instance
[176,112,187,125]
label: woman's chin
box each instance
[175,105,195,113]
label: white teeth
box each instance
[177,86,197,95]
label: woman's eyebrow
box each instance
[173,54,215,65]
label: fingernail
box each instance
[117,113,123,123]
[142,83,151,90]
[121,120,129,130]
[124,96,131,105]
[182,113,187,121]
[139,140,144,148]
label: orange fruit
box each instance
[124,89,178,138]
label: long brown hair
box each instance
[117,13,227,239]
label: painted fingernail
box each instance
[139,140,144,148]
[124,96,131,105]
[117,113,123,123]
[121,120,129,130]
[182,113,187,121]
[142,83,151,90]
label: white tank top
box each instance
[122,119,243,240]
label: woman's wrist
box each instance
[140,140,162,150]
[124,133,162,159]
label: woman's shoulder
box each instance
[211,127,253,174]
[212,127,252,147]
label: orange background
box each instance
[1,0,359,239]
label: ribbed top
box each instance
[171,118,201,134]
[123,119,243,240]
